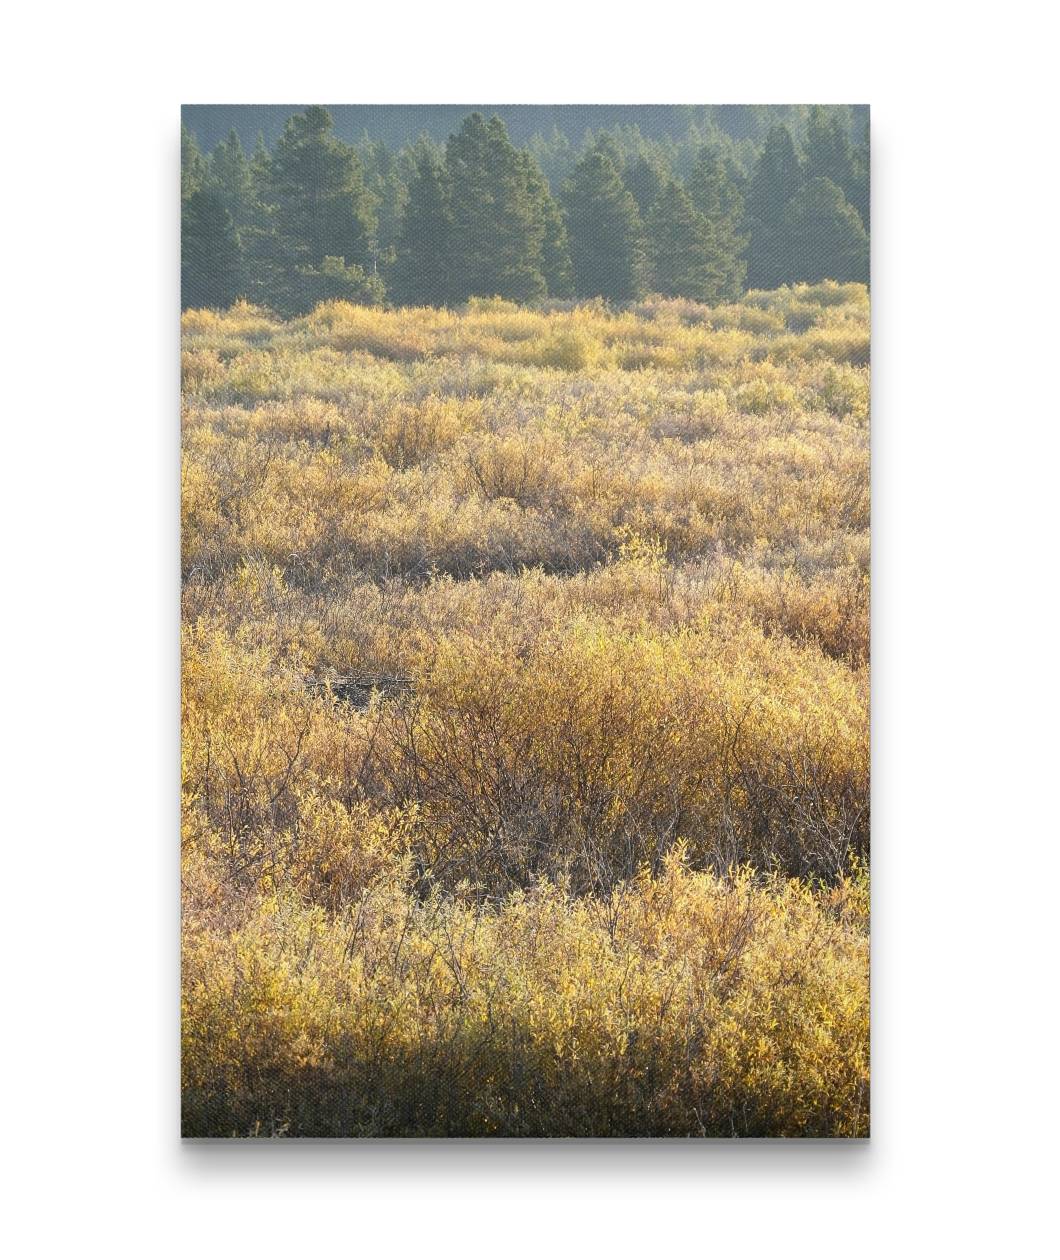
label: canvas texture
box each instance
[181,104,870,1138]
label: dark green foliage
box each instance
[208,129,255,228]
[782,178,869,284]
[686,148,747,300]
[236,225,287,310]
[564,150,644,301]
[361,140,408,270]
[249,132,273,211]
[586,132,625,175]
[805,107,856,194]
[625,154,669,219]
[444,113,495,298]
[687,148,743,223]
[181,189,242,309]
[646,180,721,301]
[528,127,576,193]
[280,256,385,315]
[269,106,375,270]
[748,123,804,224]
[181,124,207,203]
[805,106,869,233]
[231,133,286,310]
[391,152,455,306]
[479,118,548,303]
[850,121,870,229]
[746,124,805,288]
[445,114,547,302]
[520,152,573,299]
[743,119,868,288]
[181,107,869,313]
[391,133,567,306]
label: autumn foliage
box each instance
[181,283,870,1136]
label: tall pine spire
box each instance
[646,180,722,302]
[563,150,644,301]
[391,151,455,306]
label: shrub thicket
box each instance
[181,283,870,1137]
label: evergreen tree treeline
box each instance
[182,106,868,313]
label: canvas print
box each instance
[181,104,870,1138]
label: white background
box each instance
[2,2,1057,1254]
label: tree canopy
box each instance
[181,105,870,311]
[564,149,645,302]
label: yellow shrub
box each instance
[181,285,871,1137]
[182,852,868,1137]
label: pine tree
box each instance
[362,140,408,271]
[686,148,748,299]
[181,124,206,203]
[445,114,546,302]
[445,113,493,299]
[849,119,870,230]
[646,180,722,301]
[520,152,573,298]
[586,132,625,175]
[528,127,575,193]
[249,132,273,213]
[269,106,375,270]
[181,189,242,309]
[625,155,668,220]
[746,123,805,288]
[391,151,455,306]
[484,117,547,302]
[782,177,869,283]
[805,107,856,198]
[282,256,385,313]
[563,150,644,302]
[208,129,254,228]
[236,132,285,309]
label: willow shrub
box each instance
[181,284,870,1137]
[182,849,868,1138]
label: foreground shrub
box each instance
[380,617,867,890]
[182,851,869,1138]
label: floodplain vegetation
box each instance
[181,281,870,1137]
